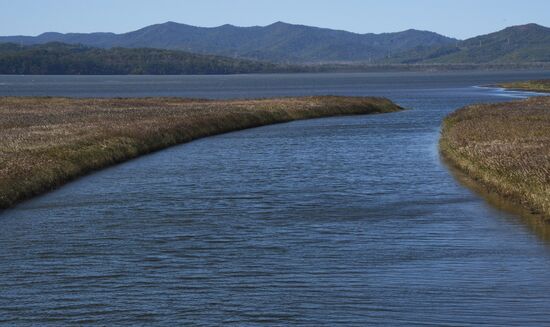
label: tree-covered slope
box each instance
[387,24,550,64]
[0,21,457,63]
[0,42,284,75]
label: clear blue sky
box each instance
[1,0,548,39]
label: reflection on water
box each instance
[441,155,550,242]
[1,71,550,326]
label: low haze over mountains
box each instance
[0,21,548,69]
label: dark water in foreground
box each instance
[1,71,550,326]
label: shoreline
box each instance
[0,96,402,210]
[440,155,550,240]
[494,80,550,93]
[2,66,550,76]
[439,97,550,221]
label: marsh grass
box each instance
[440,96,550,220]
[0,96,401,209]
[497,80,550,93]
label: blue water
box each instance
[1,71,550,326]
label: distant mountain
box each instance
[2,22,547,67]
[0,43,286,75]
[0,21,457,63]
[386,23,550,64]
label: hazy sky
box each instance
[1,0,548,39]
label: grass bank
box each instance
[440,96,550,220]
[0,96,402,209]
[496,79,550,93]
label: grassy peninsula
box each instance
[440,96,550,219]
[496,79,550,93]
[0,96,402,209]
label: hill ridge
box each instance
[0,21,457,63]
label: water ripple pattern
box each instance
[1,71,550,326]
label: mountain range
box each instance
[0,21,457,63]
[0,21,548,67]
[384,23,550,64]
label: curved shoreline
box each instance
[440,96,550,221]
[495,80,550,93]
[0,96,402,210]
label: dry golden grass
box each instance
[440,96,550,220]
[0,96,401,209]
[497,80,550,93]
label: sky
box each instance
[0,0,549,39]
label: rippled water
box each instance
[1,71,550,326]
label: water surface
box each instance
[1,71,550,326]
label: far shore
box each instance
[495,79,550,93]
[0,96,402,209]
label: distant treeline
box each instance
[305,62,550,72]
[0,42,548,75]
[0,42,299,75]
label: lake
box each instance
[1,71,550,326]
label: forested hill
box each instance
[0,21,457,63]
[1,23,548,75]
[384,23,550,64]
[0,43,285,75]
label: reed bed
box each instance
[0,96,401,209]
[440,96,550,220]
[497,79,550,93]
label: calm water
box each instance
[1,71,550,326]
